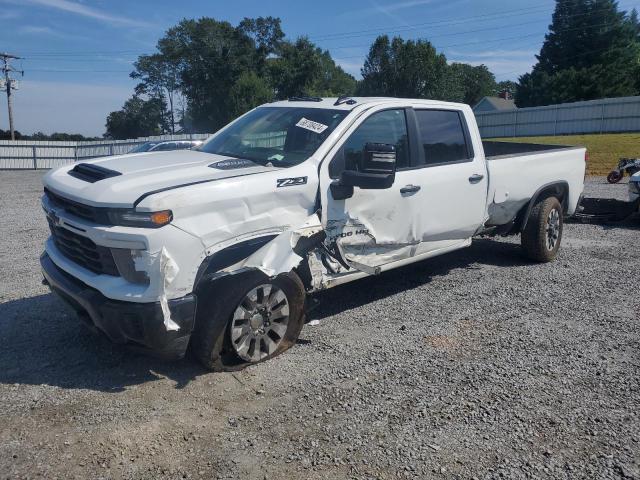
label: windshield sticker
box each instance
[295,118,329,134]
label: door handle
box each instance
[400,184,421,195]
[469,174,484,184]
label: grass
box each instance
[490,133,640,176]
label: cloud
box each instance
[338,0,434,22]
[16,0,149,27]
[19,25,77,39]
[376,0,434,14]
[3,80,133,136]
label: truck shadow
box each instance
[0,238,526,393]
[0,293,207,393]
[307,238,527,321]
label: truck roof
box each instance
[267,97,469,111]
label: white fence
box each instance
[476,95,640,138]
[0,133,212,170]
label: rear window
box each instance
[415,110,472,166]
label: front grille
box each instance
[45,188,99,223]
[47,217,119,276]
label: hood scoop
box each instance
[68,163,122,183]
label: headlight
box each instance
[630,181,640,194]
[107,209,173,228]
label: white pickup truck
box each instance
[41,97,586,370]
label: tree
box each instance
[496,80,518,97]
[311,50,357,97]
[105,95,168,140]
[229,71,273,117]
[131,53,181,134]
[447,63,497,106]
[357,36,450,99]
[238,16,284,57]
[268,37,356,99]
[516,0,640,106]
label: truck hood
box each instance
[43,150,278,208]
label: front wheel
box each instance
[607,170,623,183]
[191,271,306,371]
[521,196,564,263]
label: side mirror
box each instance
[330,143,397,200]
[361,142,397,176]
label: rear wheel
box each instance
[521,196,564,263]
[191,271,306,371]
[607,170,623,183]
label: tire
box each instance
[191,270,306,371]
[607,170,623,183]
[521,196,564,263]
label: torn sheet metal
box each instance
[159,247,181,331]
[324,213,420,272]
[239,214,324,277]
[135,247,181,331]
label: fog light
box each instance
[111,248,150,284]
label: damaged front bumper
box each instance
[41,252,196,359]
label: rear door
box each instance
[408,107,488,251]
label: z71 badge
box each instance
[277,176,307,188]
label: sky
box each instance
[0,0,636,137]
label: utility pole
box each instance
[1,53,23,141]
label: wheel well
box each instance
[516,181,569,232]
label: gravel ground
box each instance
[0,171,638,480]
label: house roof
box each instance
[473,96,516,111]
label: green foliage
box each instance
[131,53,181,134]
[117,17,354,136]
[448,63,497,106]
[229,71,274,117]
[516,0,640,107]
[104,95,168,140]
[0,130,97,141]
[110,17,511,138]
[358,36,450,98]
[357,36,496,105]
[268,38,356,99]
[496,80,518,96]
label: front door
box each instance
[321,107,424,270]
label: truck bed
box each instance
[482,141,578,160]
[482,141,586,226]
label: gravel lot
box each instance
[0,171,638,480]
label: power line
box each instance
[19,0,637,58]
[1,52,23,140]
[331,17,637,60]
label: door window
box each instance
[415,110,472,166]
[341,109,410,172]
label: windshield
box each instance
[128,142,158,153]
[199,107,349,167]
